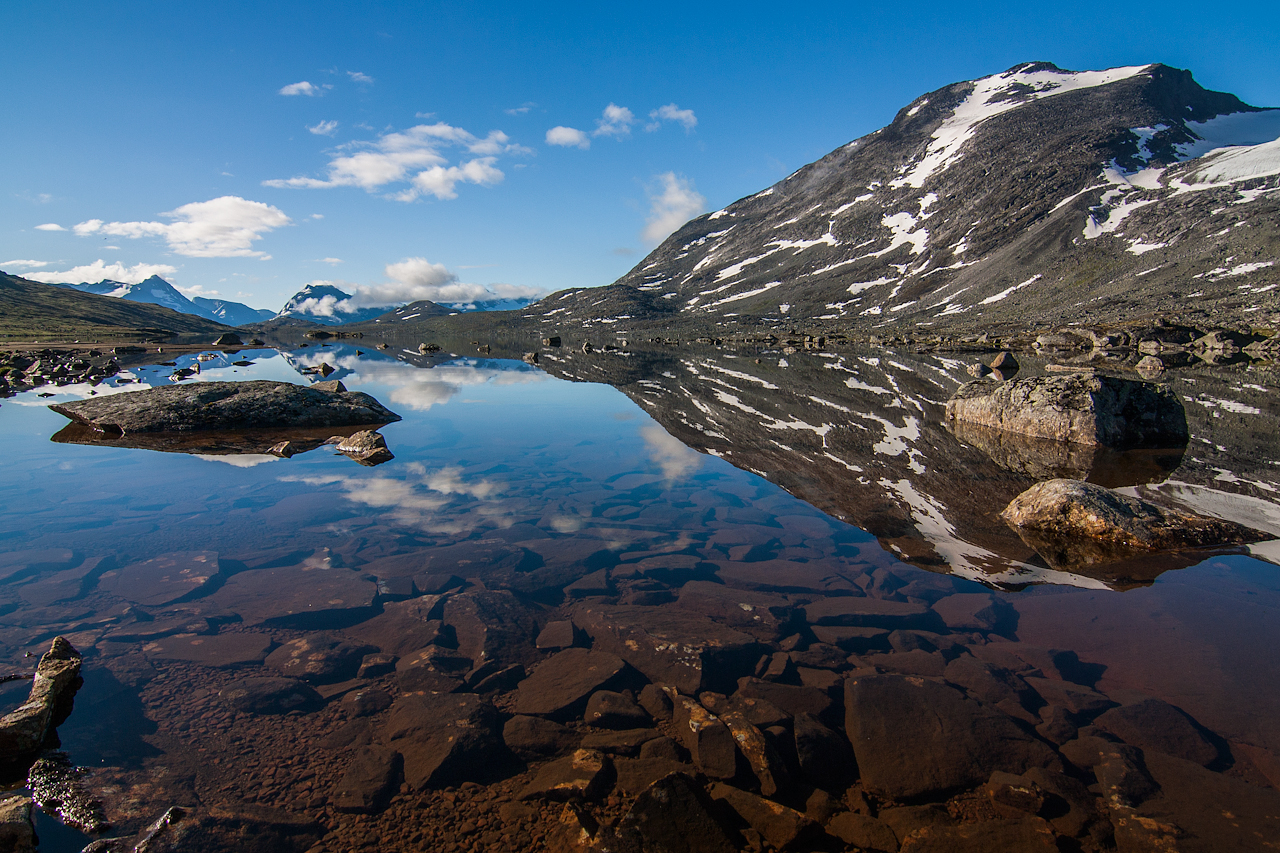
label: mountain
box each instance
[191,297,276,326]
[525,63,1280,333]
[0,272,231,338]
[277,283,393,326]
[53,275,219,321]
[367,300,456,324]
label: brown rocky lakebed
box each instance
[0,342,1278,852]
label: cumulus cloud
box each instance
[2,259,50,268]
[642,172,706,244]
[279,81,322,96]
[363,257,545,308]
[308,120,339,136]
[347,71,374,84]
[35,223,66,231]
[264,122,522,201]
[594,103,636,138]
[647,103,698,132]
[641,424,704,481]
[70,196,291,258]
[25,259,178,285]
[505,102,536,115]
[546,126,590,149]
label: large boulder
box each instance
[945,372,1187,449]
[49,380,400,434]
[0,637,82,760]
[384,693,506,789]
[511,648,628,719]
[1002,479,1265,568]
[845,674,1055,799]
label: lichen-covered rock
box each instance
[945,372,1187,448]
[50,380,400,434]
[0,636,82,759]
[1001,479,1265,567]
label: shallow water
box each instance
[1,342,1279,850]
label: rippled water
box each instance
[1,342,1279,851]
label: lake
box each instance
[2,340,1278,851]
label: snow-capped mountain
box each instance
[526,63,1280,331]
[277,283,391,326]
[53,275,219,321]
[191,297,276,326]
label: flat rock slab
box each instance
[212,564,377,628]
[95,551,219,606]
[803,597,935,630]
[511,648,627,718]
[845,673,1056,799]
[221,677,323,715]
[573,604,765,695]
[384,693,504,789]
[265,634,377,683]
[50,380,400,433]
[945,372,1187,449]
[1094,699,1219,767]
[143,632,275,668]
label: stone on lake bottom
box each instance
[512,648,628,719]
[220,677,323,715]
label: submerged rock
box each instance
[0,637,82,761]
[1002,479,1265,567]
[49,380,400,434]
[335,429,394,466]
[945,372,1187,448]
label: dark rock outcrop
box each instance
[0,637,82,761]
[49,380,400,434]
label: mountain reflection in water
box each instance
[0,343,1278,850]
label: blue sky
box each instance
[4,1,1278,311]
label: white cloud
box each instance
[264,122,518,201]
[25,259,178,285]
[546,126,590,149]
[308,120,339,136]
[594,103,636,138]
[35,223,66,231]
[641,424,703,481]
[70,197,291,258]
[347,71,374,84]
[310,213,324,219]
[643,172,706,244]
[174,283,221,298]
[279,81,322,96]
[2,259,50,268]
[318,257,343,265]
[647,103,698,132]
[505,102,536,115]
[367,256,544,307]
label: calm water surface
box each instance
[1,342,1278,850]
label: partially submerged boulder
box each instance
[945,372,1187,449]
[0,637,82,761]
[1002,479,1265,568]
[49,380,400,435]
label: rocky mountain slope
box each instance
[524,63,1280,333]
[191,297,276,326]
[53,275,218,320]
[279,283,396,326]
[0,273,232,338]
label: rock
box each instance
[573,604,764,694]
[1093,698,1219,766]
[95,550,220,606]
[985,770,1045,816]
[213,333,243,346]
[699,692,791,729]
[638,683,675,721]
[543,336,562,347]
[356,652,397,679]
[0,637,82,759]
[220,677,323,715]
[669,692,739,779]
[336,429,394,466]
[316,362,336,377]
[945,372,1187,448]
[212,561,378,628]
[444,590,540,670]
[143,632,274,668]
[720,710,789,796]
[896,817,1057,852]
[512,648,628,719]
[536,620,585,650]
[385,693,505,789]
[930,593,1014,633]
[802,597,935,630]
[1058,737,1159,808]
[0,795,35,853]
[395,645,469,693]
[331,747,403,813]
[943,657,1037,723]
[1002,479,1265,568]
[503,715,580,760]
[265,634,377,683]
[581,728,661,755]
[564,568,613,598]
[826,813,899,852]
[710,783,817,850]
[1135,355,1165,379]
[604,773,737,853]
[345,595,451,656]
[1024,676,1112,718]
[584,690,650,729]
[845,674,1055,799]
[268,440,296,457]
[991,351,1019,371]
[523,352,540,364]
[967,363,992,378]
[676,581,792,635]
[520,749,613,801]
[311,379,347,393]
[736,678,835,720]
[49,380,400,434]
[340,686,393,717]
[793,712,856,789]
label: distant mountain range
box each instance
[521,62,1280,333]
[51,276,273,327]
